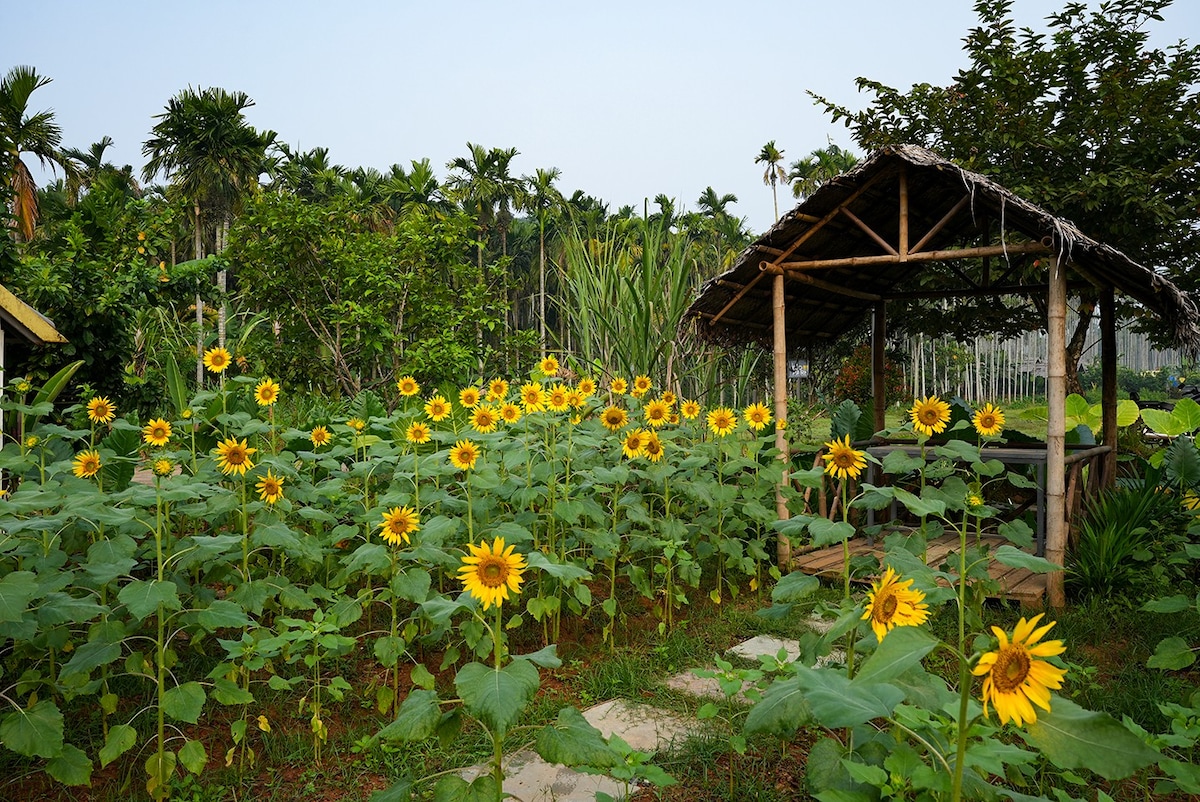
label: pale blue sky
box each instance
[5,0,1199,234]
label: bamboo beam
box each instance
[774,240,1051,272]
[772,273,791,569]
[911,195,970,254]
[1100,286,1118,488]
[697,312,771,330]
[898,165,909,259]
[764,263,882,301]
[1045,254,1067,609]
[769,170,887,265]
[872,302,887,434]
[840,207,898,256]
[707,271,767,326]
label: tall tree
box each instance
[788,142,858,200]
[447,142,500,271]
[695,186,746,270]
[755,140,789,222]
[521,166,563,354]
[0,65,67,242]
[62,136,141,203]
[815,0,1200,387]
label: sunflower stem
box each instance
[950,506,971,802]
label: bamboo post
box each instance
[772,273,791,569]
[872,302,887,435]
[1045,255,1068,608]
[1100,286,1118,487]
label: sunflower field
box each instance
[0,352,791,798]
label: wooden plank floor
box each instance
[792,532,1047,607]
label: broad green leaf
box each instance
[46,743,92,786]
[993,545,1060,573]
[744,673,811,736]
[516,644,562,668]
[370,778,414,802]
[211,678,254,705]
[118,579,181,621]
[1140,407,1184,437]
[60,640,122,679]
[432,775,500,802]
[23,360,83,432]
[526,550,592,581]
[1022,696,1158,780]
[145,750,177,799]
[1064,393,1091,419]
[374,635,405,667]
[853,627,938,685]
[100,724,137,767]
[1114,399,1141,428]
[391,568,432,602]
[0,699,64,757]
[378,689,441,743]
[1174,397,1200,433]
[998,519,1034,550]
[164,353,189,415]
[772,571,820,603]
[342,543,392,576]
[197,600,250,631]
[162,682,206,724]
[1142,595,1192,614]
[840,758,888,786]
[0,571,38,623]
[935,439,982,463]
[178,739,207,775]
[535,706,617,768]
[881,448,925,475]
[852,483,895,511]
[797,666,904,728]
[809,518,856,548]
[455,659,539,734]
[894,487,945,518]
[1147,637,1196,670]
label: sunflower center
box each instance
[920,409,938,424]
[227,449,246,465]
[992,645,1031,693]
[872,588,899,623]
[834,452,854,469]
[479,557,507,588]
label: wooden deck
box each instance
[792,532,1047,607]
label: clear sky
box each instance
[5,0,1199,235]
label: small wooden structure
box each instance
[685,145,1200,607]
[0,282,68,439]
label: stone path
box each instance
[462,630,813,800]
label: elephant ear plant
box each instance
[757,396,1172,801]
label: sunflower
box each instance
[500,403,522,424]
[459,386,481,408]
[609,377,628,395]
[256,470,285,504]
[22,435,38,449]
[255,378,280,407]
[471,405,499,434]
[487,378,509,402]
[86,396,116,424]
[861,567,929,642]
[396,375,420,396]
[577,377,596,397]
[449,439,480,471]
[346,418,366,433]
[644,398,670,428]
[973,614,1067,727]
[547,385,569,412]
[681,400,701,420]
[458,537,526,609]
[631,375,652,397]
[424,395,452,421]
[661,390,677,407]
[203,346,232,374]
[520,382,546,413]
[622,428,649,459]
[707,407,737,437]
[643,431,665,462]
[73,449,102,479]
[214,437,257,476]
[743,402,772,431]
[406,422,431,444]
[153,458,174,477]
[310,426,332,448]
[566,389,585,409]
[378,505,420,546]
[540,355,560,376]
[973,403,1006,438]
[910,395,951,437]
[822,435,867,481]
[142,417,172,447]
[601,406,628,432]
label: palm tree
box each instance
[142,86,276,368]
[384,158,450,221]
[695,186,745,269]
[447,143,500,271]
[789,142,858,200]
[0,65,67,242]
[755,140,789,222]
[520,167,563,354]
[489,147,521,258]
[62,136,141,203]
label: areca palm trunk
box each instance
[194,200,204,386]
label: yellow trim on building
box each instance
[0,283,67,344]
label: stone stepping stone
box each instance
[460,699,698,801]
[726,634,801,663]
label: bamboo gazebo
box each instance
[684,145,1200,607]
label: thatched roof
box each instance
[0,283,66,345]
[685,144,1200,353]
